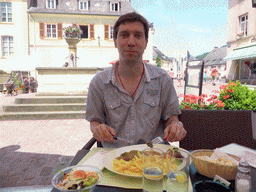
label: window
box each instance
[239,14,248,36]
[46,24,57,38]
[110,2,119,12]
[79,0,88,10]
[46,0,56,9]
[80,25,89,38]
[2,36,14,57]
[79,24,94,39]
[109,26,114,39]
[104,25,114,40]
[1,2,12,22]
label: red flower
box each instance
[21,85,24,88]
[212,95,217,99]
[224,95,230,99]
[228,82,236,87]
[199,104,205,108]
[220,85,227,90]
[185,105,191,110]
[200,94,207,98]
[217,100,224,108]
[228,89,234,93]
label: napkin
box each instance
[211,149,239,166]
[81,150,107,170]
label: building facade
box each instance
[1,0,155,74]
[0,0,29,70]
[224,0,256,84]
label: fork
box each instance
[146,136,164,147]
[151,136,164,145]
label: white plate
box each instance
[103,144,190,178]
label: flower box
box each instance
[179,109,256,150]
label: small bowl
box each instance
[193,180,232,192]
[52,165,103,192]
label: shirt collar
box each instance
[105,61,161,84]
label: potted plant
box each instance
[63,26,83,38]
[237,32,244,38]
[179,80,256,150]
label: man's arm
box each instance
[163,115,187,142]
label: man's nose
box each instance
[127,35,136,46]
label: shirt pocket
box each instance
[143,90,161,128]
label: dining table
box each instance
[50,143,256,192]
[0,144,254,192]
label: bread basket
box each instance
[191,149,239,181]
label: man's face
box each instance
[114,21,148,63]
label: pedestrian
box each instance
[29,77,38,93]
[211,65,218,86]
[63,62,69,67]
[177,71,182,87]
[85,12,186,148]
[203,70,207,84]
[23,77,30,93]
[169,68,175,80]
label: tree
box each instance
[156,55,161,67]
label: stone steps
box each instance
[3,103,86,112]
[0,111,85,120]
[0,95,87,121]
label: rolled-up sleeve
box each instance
[85,75,106,124]
[160,72,181,121]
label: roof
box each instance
[203,45,227,66]
[28,0,134,16]
[153,46,173,61]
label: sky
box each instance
[131,0,228,58]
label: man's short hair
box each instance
[113,12,149,41]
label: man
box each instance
[86,12,186,148]
[211,65,218,86]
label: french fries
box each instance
[113,150,178,176]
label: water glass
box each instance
[166,149,190,192]
[142,148,164,192]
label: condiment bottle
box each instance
[235,157,251,192]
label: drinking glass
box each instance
[166,149,190,192]
[142,148,164,192]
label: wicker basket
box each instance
[191,149,239,181]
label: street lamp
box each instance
[253,0,256,8]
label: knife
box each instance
[113,136,131,143]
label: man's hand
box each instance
[91,122,116,142]
[163,120,187,142]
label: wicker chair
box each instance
[179,109,256,150]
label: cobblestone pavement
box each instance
[0,79,225,157]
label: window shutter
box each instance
[88,0,90,9]
[90,24,94,39]
[39,22,45,38]
[104,25,109,40]
[119,2,121,11]
[57,23,63,39]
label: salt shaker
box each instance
[235,157,251,192]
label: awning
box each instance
[223,45,256,61]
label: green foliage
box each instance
[218,80,256,110]
[196,52,209,60]
[156,55,161,67]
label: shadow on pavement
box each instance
[0,145,73,188]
